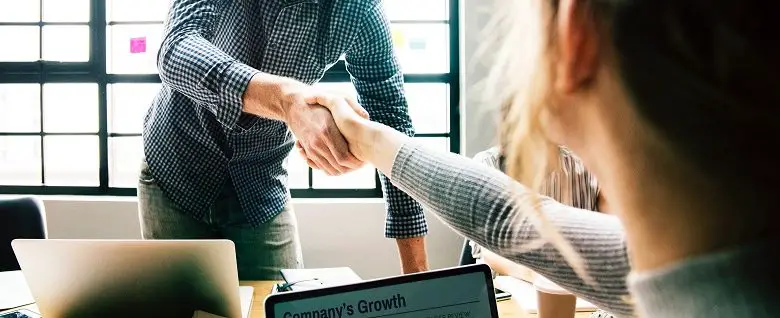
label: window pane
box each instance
[0,137,42,186]
[415,137,450,153]
[42,0,90,22]
[313,83,449,134]
[107,24,164,74]
[44,135,99,186]
[43,83,98,133]
[312,165,376,189]
[107,0,170,22]
[109,83,160,133]
[0,0,40,22]
[109,136,143,188]
[287,148,309,189]
[391,24,448,74]
[42,26,90,62]
[406,84,448,134]
[0,84,41,133]
[0,26,40,62]
[384,0,447,21]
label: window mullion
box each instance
[92,0,109,190]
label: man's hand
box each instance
[287,104,363,175]
[303,94,380,161]
[295,94,369,171]
[242,73,364,176]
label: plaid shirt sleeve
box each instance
[157,0,260,130]
[345,3,427,238]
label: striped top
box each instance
[472,147,601,211]
[393,142,635,317]
[469,146,601,261]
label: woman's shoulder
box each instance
[472,147,502,169]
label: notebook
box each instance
[0,271,35,310]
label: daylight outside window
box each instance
[0,0,459,197]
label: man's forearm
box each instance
[241,73,304,121]
[396,237,429,274]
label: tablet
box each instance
[265,264,499,318]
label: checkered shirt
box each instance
[143,0,426,238]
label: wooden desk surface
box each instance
[12,280,593,318]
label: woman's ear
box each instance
[555,0,600,94]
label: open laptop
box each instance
[265,264,499,318]
[11,239,253,318]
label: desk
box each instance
[12,280,594,318]
[239,281,593,318]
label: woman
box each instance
[308,0,779,316]
[471,146,618,318]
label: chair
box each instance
[459,238,477,266]
[0,196,47,271]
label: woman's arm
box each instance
[390,142,632,316]
[307,95,634,316]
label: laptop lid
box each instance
[265,264,499,318]
[11,239,244,318]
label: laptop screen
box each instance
[265,264,499,318]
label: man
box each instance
[471,147,614,318]
[138,0,428,280]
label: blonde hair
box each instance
[478,0,595,286]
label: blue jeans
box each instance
[137,160,303,280]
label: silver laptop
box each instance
[265,264,499,318]
[12,239,253,318]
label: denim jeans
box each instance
[137,160,303,280]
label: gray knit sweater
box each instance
[390,142,779,318]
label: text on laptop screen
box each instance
[272,271,492,318]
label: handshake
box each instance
[242,73,402,176]
[290,92,375,176]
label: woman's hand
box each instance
[304,93,410,177]
[303,94,375,161]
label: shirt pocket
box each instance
[260,1,325,84]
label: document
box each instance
[0,271,35,310]
[270,271,493,318]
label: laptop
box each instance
[11,239,253,318]
[265,264,499,318]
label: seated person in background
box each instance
[471,146,614,318]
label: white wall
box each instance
[461,0,499,157]
[34,197,463,279]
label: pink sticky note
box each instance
[130,37,147,54]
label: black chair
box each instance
[0,196,47,271]
[459,238,477,266]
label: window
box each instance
[0,0,460,197]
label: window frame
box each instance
[0,0,460,198]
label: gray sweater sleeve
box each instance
[390,142,634,316]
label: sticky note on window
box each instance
[409,38,426,50]
[130,37,147,54]
[391,29,406,48]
